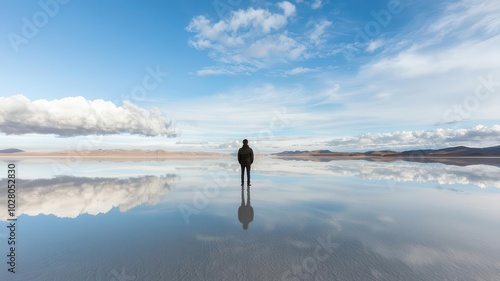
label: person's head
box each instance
[243,139,248,145]
[243,223,249,230]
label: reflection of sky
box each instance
[1,159,499,280]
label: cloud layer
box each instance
[325,125,500,150]
[0,95,178,137]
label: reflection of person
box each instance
[238,139,254,186]
[238,185,253,230]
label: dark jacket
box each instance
[238,145,254,165]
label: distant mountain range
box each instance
[0,148,25,153]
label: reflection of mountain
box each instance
[325,162,500,188]
[401,145,500,156]
[276,145,500,157]
[275,145,500,167]
[0,174,178,220]
[0,148,24,153]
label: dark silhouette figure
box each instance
[238,185,253,230]
[238,139,254,186]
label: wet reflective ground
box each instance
[1,158,499,280]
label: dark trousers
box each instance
[241,164,251,183]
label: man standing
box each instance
[238,139,254,186]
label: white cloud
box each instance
[366,39,384,53]
[308,19,332,46]
[0,95,178,137]
[196,67,234,76]
[247,33,306,61]
[359,0,500,77]
[195,65,257,76]
[207,125,500,153]
[326,125,500,150]
[278,1,297,17]
[186,1,299,68]
[285,66,315,75]
[321,0,500,131]
[186,1,344,74]
[186,2,352,75]
[217,140,242,149]
[180,0,500,143]
[427,0,500,40]
[361,35,500,78]
[196,67,236,76]
[311,0,323,10]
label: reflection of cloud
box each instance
[377,215,395,223]
[0,174,178,220]
[0,95,178,137]
[195,234,233,242]
[177,234,424,281]
[400,245,442,265]
[287,239,313,249]
[326,161,500,188]
[371,242,500,276]
[258,158,500,188]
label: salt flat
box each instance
[0,158,499,280]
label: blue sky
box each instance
[1,0,499,152]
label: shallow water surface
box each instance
[1,158,499,280]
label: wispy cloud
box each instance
[0,95,178,137]
[311,0,323,10]
[427,0,500,40]
[308,19,332,46]
[360,0,500,77]
[320,0,500,131]
[285,66,316,75]
[366,39,384,53]
[162,84,301,138]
